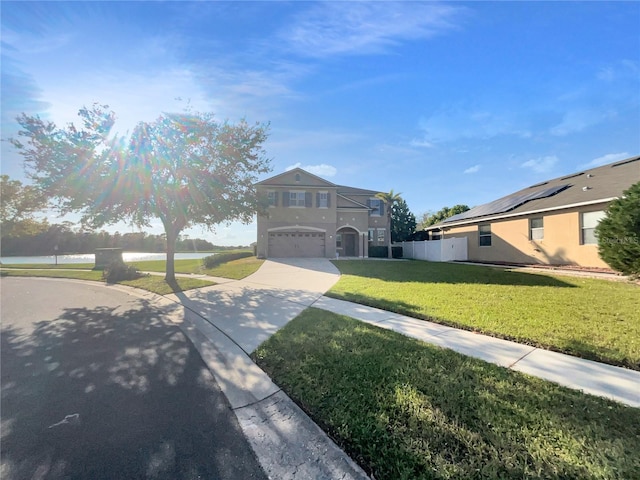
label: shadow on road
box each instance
[1,300,265,480]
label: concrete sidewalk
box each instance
[312,296,640,408]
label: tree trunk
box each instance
[165,228,178,283]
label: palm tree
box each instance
[375,189,403,258]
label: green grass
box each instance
[130,254,263,279]
[203,256,264,279]
[0,269,214,295]
[328,260,640,369]
[253,308,640,480]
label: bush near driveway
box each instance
[328,260,640,370]
[254,309,640,480]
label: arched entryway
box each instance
[336,226,361,257]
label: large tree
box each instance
[418,204,470,230]
[11,104,271,282]
[0,174,47,237]
[596,181,640,277]
[375,189,403,258]
[391,198,416,242]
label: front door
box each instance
[344,234,356,256]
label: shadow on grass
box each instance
[254,310,640,480]
[332,260,576,287]
[1,299,265,479]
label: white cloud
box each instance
[281,2,464,57]
[285,162,337,177]
[582,152,630,169]
[549,109,614,136]
[463,164,481,174]
[409,138,434,148]
[521,156,559,174]
[418,106,532,144]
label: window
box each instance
[369,198,382,216]
[377,228,385,243]
[267,191,277,207]
[289,191,306,207]
[336,234,342,248]
[479,224,492,246]
[368,228,375,242]
[581,211,605,245]
[318,192,328,208]
[530,217,544,240]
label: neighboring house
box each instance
[255,168,390,258]
[424,155,640,268]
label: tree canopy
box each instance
[0,174,47,237]
[418,204,470,230]
[10,104,271,281]
[391,198,416,242]
[596,181,640,277]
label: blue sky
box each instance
[2,1,639,246]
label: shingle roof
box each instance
[428,155,640,229]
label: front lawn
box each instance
[328,260,640,369]
[253,308,640,480]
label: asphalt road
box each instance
[1,277,267,480]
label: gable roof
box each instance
[427,155,640,230]
[256,168,384,198]
[335,185,380,196]
[256,167,337,188]
[336,193,370,209]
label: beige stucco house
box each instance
[255,168,390,258]
[424,155,640,268]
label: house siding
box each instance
[443,205,610,268]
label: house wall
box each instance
[442,205,610,268]
[256,186,338,258]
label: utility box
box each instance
[95,248,123,268]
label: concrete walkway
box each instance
[313,296,640,408]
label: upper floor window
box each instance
[317,192,329,208]
[581,211,605,245]
[289,191,306,207]
[479,224,492,246]
[267,191,278,207]
[369,198,383,216]
[530,217,543,240]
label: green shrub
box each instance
[596,181,640,277]
[203,251,253,269]
[102,261,143,282]
[368,246,387,258]
[367,246,403,258]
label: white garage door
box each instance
[268,232,325,258]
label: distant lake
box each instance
[0,252,213,265]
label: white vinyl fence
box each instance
[399,237,468,262]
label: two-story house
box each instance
[255,168,390,258]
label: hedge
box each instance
[203,251,253,269]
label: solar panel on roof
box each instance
[442,184,570,224]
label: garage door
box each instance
[268,232,325,258]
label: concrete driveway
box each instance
[170,258,341,354]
